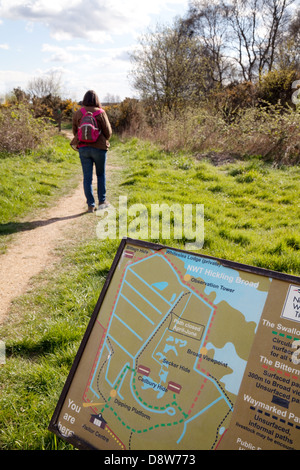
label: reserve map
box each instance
[49,239,300,450]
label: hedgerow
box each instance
[0,103,54,154]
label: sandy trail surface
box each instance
[0,176,87,324]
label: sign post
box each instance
[49,238,300,450]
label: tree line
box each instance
[1,0,299,161]
[2,71,79,130]
[129,0,300,117]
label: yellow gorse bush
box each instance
[0,103,54,153]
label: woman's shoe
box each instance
[97,201,110,210]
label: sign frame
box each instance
[48,237,300,450]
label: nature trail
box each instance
[0,131,100,325]
[0,173,88,324]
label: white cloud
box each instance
[42,44,79,63]
[0,66,70,96]
[0,0,186,42]
[41,42,132,67]
[0,0,189,99]
[0,69,32,94]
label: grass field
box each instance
[117,137,300,274]
[0,134,299,449]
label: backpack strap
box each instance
[80,107,104,117]
[92,109,104,117]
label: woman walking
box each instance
[71,90,112,212]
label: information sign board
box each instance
[49,238,300,450]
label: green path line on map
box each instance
[101,365,188,434]
[272,330,300,341]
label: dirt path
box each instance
[0,129,122,325]
[0,173,88,324]
[0,130,93,325]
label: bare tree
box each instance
[130,19,213,114]
[27,71,63,99]
[102,93,121,104]
[181,0,235,84]
[227,0,295,80]
[278,8,300,69]
[184,0,296,82]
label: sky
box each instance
[0,0,189,102]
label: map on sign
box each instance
[49,238,300,450]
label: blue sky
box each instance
[0,0,189,102]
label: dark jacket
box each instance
[71,106,112,150]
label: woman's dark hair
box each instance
[82,90,101,107]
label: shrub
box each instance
[210,69,300,122]
[143,103,300,165]
[213,81,259,122]
[258,68,300,107]
[0,103,54,153]
[153,106,227,153]
[225,104,300,165]
[105,98,146,134]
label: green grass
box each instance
[0,238,120,449]
[0,135,299,450]
[115,138,300,274]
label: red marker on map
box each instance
[137,365,151,376]
[167,381,182,394]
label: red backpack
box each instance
[78,107,104,143]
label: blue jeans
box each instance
[79,147,107,207]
